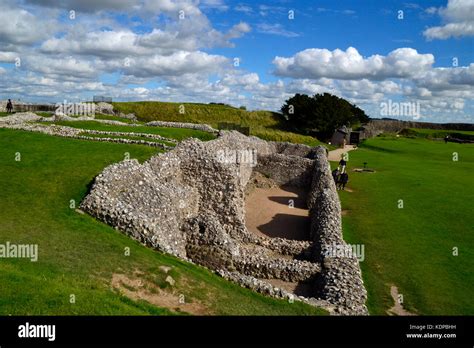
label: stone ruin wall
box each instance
[80,131,367,315]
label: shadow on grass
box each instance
[360,143,402,154]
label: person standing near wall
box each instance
[6,99,13,113]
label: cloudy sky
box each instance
[0,0,473,122]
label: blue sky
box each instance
[206,0,470,74]
[0,0,473,122]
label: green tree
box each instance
[281,93,369,139]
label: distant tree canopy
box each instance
[281,93,369,139]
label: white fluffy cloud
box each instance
[0,51,17,62]
[221,73,260,86]
[424,22,474,40]
[424,0,474,39]
[257,23,299,38]
[24,56,97,79]
[273,47,434,80]
[0,7,57,46]
[414,64,474,91]
[119,51,229,77]
[271,45,474,121]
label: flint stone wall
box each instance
[80,130,368,314]
[81,132,319,274]
[307,147,368,315]
[147,120,219,134]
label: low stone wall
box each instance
[147,120,219,134]
[273,141,319,158]
[256,154,314,188]
[307,147,368,315]
[2,102,56,113]
[361,119,474,139]
[48,113,134,126]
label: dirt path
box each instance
[387,285,416,316]
[328,145,357,161]
[245,185,310,241]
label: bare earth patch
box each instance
[245,185,310,241]
[111,273,210,315]
[387,285,416,316]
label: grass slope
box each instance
[335,135,473,315]
[0,129,326,315]
[113,101,324,146]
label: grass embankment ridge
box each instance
[113,101,325,146]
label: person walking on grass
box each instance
[6,99,13,113]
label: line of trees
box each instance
[281,93,369,139]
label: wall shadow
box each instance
[257,213,310,241]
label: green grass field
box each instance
[335,135,473,315]
[0,128,326,315]
[113,101,325,146]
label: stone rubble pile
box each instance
[0,112,44,124]
[49,112,135,126]
[95,102,115,115]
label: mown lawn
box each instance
[0,129,326,315]
[334,135,474,315]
